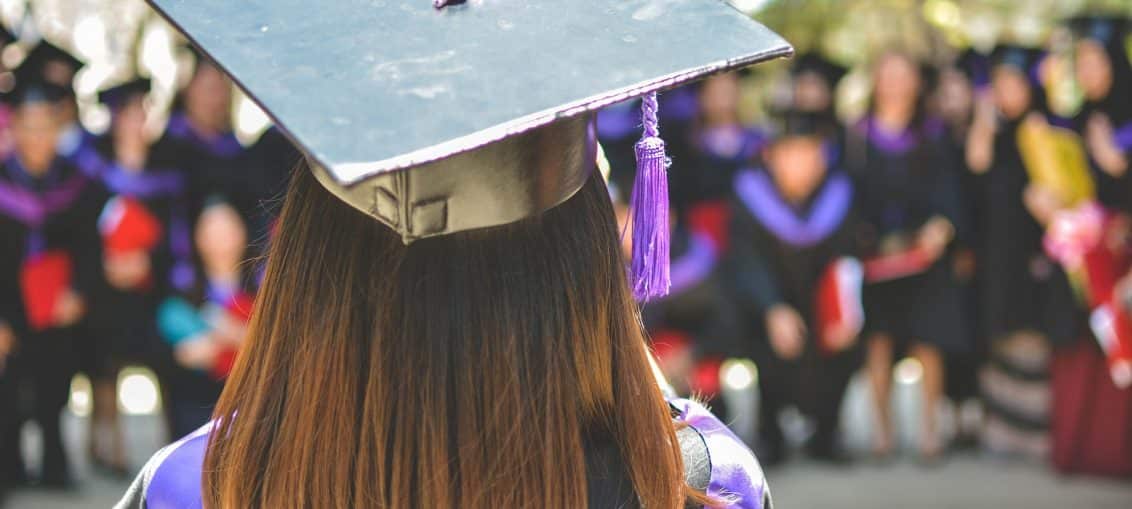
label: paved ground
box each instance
[3,375,1131,508]
[768,456,1132,509]
[6,448,1131,508]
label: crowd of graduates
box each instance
[0,9,1131,498]
[604,14,1132,474]
[0,28,300,493]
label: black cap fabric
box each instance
[1068,15,1129,46]
[790,52,847,88]
[22,40,85,92]
[97,77,152,108]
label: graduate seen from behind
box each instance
[730,110,862,466]
[119,0,791,507]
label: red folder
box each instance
[815,257,865,355]
[20,250,73,331]
[99,196,163,255]
[863,246,934,283]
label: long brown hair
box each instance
[202,166,690,507]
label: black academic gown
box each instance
[975,118,1078,345]
[0,156,102,485]
[157,112,250,222]
[727,167,860,456]
[642,229,738,359]
[676,124,768,213]
[1077,112,1132,214]
[245,126,301,250]
[844,117,970,354]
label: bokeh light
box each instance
[117,366,162,416]
[722,358,759,391]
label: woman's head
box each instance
[765,134,827,203]
[183,60,233,134]
[872,51,923,115]
[195,200,247,277]
[991,65,1034,120]
[12,100,62,175]
[698,72,741,126]
[934,67,973,125]
[1076,39,1115,101]
[111,95,148,148]
[203,166,687,508]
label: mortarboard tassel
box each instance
[629,91,671,302]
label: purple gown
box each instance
[116,398,770,509]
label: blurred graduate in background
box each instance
[729,109,862,466]
[965,44,1080,459]
[83,76,193,475]
[847,51,969,462]
[0,59,103,489]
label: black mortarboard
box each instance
[98,77,151,108]
[3,58,67,106]
[772,109,831,141]
[0,24,15,47]
[955,47,990,88]
[23,40,85,91]
[791,52,847,87]
[1069,15,1130,46]
[990,44,1044,82]
[147,0,790,239]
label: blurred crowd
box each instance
[604,13,1132,476]
[0,5,1130,500]
[0,25,300,494]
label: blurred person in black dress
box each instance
[846,51,969,462]
[84,78,193,474]
[964,45,1079,458]
[729,110,861,466]
[0,69,102,488]
[155,198,253,437]
[931,49,986,448]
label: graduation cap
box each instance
[987,44,1045,88]
[1068,15,1130,47]
[990,44,1044,76]
[97,77,151,109]
[790,52,847,88]
[146,0,791,301]
[0,23,15,48]
[954,47,990,88]
[776,109,835,141]
[23,40,85,92]
[2,58,69,107]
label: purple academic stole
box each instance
[0,159,89,255]
[734,168,852,248]
[166,113,244,158]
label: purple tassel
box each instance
[629,91,671,302]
